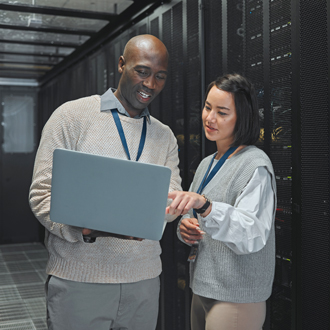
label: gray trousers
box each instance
[46,275,160,330]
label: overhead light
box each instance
[27,0,42,27]
[0,78,39,86]
[27,15,42,27]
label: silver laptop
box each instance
[50,149,172,241]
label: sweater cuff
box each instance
[60,225,85,243]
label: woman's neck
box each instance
[215,142,233,160]
[215,144,247,160]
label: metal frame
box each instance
[0,67,49,72]
[0,71,42,77]
[0,60,56,66]
[221,0,228,73]
[262,0,271,156]
[199,0,206,159]
[0,3,117,20]
[0,51,64,58]
[182,0,189,191]
[0,38,79,48]
[290,1,301,329]
[0,23,96,36]
[0,0,164,82]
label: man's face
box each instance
[115,46,168,116]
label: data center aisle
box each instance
[0,243,48,330]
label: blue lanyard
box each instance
[196,146,238,194]
[193,146,238,218]
[111,109,147,161]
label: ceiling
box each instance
[0,0,162,86]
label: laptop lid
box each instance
[50,149,171,241]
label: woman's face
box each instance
[202,85,237,145]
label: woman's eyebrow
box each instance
[205,101,230,111]
[216,106,230,111]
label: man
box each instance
[29,35,181,330]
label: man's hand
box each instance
[82,228,92,235]
[179,218,205,245]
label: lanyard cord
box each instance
[111,109,147,161]
[196,146,238,195]
[193,146,238,218]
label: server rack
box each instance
[293,1,330,329]
[204,0,293,328]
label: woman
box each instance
[167,73,276,330]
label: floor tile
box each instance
[0,243,47,329]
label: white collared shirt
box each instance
[199,165,275,255]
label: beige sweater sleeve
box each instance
[164,130,182,223]
[29,104,84,243]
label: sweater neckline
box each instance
[109,111,149,125]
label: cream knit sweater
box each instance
[29,94,181,283]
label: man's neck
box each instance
[113,90,143,118]
[126,108,143,118]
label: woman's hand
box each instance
[166,191,208,215]
[180,217,205,244]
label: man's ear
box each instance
[118,56,125,73]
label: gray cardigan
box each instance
[178,145,277,303]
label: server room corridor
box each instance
[0,1,329,329]
[0,243,48,329]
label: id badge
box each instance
[188,244,199,262]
